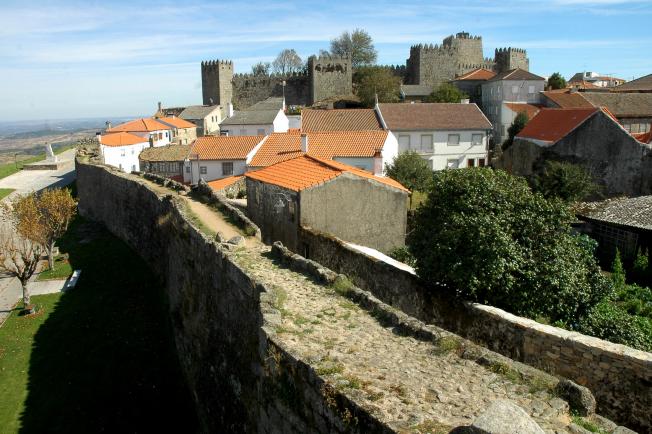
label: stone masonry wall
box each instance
[298,227,652,432]
[75,157,394,433]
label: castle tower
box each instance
[201,60,233,106]
[308,55,352,105]
[494,48,529,73]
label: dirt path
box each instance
[185,199,259,248]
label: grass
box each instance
[0,144,77,181]
[0,215,197,433]
[572,414,608,433]
[36,255,73,281]
[183,203,217,237]
[432,335,462,356]
[410,190,428,211]
[0,188,15,200]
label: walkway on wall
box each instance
[142,179,577,433]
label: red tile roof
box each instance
[541,90,594,109]
[190,135,265,160]
[301,109,383,132]
[208,175,243,191]
[245,154,408,193]
[453,68,496,81]
[108,118,170,133]
[99,132,148,147]
[158,116,197,129]
[248,130,388,167]
[488,68,545,82]
[504,103,542,120]
[632,130,652,144]
[377,103,492,131]
[516,108,599,144]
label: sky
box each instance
[1,0,652,121]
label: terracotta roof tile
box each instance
[248,130,388,167]
[503,103,542,120]
[139,145,190,161]
[245,155,408,193]
[301,109,383,132]
[453,68,496,81]
[488,68,545,82]
[190,135,265,160]
[632,130,652,144]
[108,118,170,133]
[99,132,148,147]
[378,103,492,131]
[613,74,652,92]
[516,108,599,144]
[158,116,197,129]
[208,175,243,191]
[581,92,652,117]
[541,90,594,109]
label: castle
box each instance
[201,31,529,109]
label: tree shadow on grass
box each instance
[19,216,198,433]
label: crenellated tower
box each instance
[201,59,233,106]
[494,48,529,73]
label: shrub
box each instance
[577,301,652,352]
[532,161,599,203]
[388,246,416,267]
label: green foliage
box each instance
[251,61,271,76]
[532,161,599,203]
[613,283,652,319]
[388,246,416,267]
[384,151,432,193]
[631,248,651,285]
[502,111,529,150]
[547,72,567,90]
[354,66,400,107]
[611,249,626,292]
[408,168,609,324]
[426,83,468,103]
[329,28,377,68]
[577,301,652,351]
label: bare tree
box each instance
[251,62,271,76]
[0,229,43,312]
[272,49,303,75]
[329,29,377,68]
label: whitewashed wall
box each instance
[101,142,149,172]
[186,159,248,184]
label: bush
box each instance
[408,168,609,324]
[388,246,416,267]
[236,189,246,199]
[532,161,599,203]
[578,301,652,351]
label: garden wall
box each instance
[75,157,393,433]
[298,226,652,432]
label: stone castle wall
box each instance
[232,72,310,110]
[75,157,394,433]
[297,227,652,433]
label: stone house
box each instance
[247,129,397,175]
[399,85,434,102]
[481,69,546,144]
[245,154,409,253]
[179,105,225,136]
[498,107,652,197]
[220,97,289,136]
[375,103,492,170]
[568,72,626,89]
[139,145,191,181]
[576,195,652,266]
[450,68,496,106]
[98,132,150,173]
[301,109,383,132]
[613,73,652,93]
[185,135,266,184]
[156,116,198,145]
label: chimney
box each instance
[460,98,470,104]
[158,101,162,112]
[227,102,234,118]
[373,151,383,176]
[301,133,309,153]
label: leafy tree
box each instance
[14,188,76,270]
[251,62,271,76]
[272,49,303,75]
[408,168,610,324]
[354,66,400,107]
[578,301,652,351]
[548,72,567,90]
[0,227,43,313]
[330,29,377,68]
[426,83,468,103]
[502,111,529,150]
[532,161,599,203]
[385,151,432,208]
[611,249,626,291]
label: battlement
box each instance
[232,70,309,80]
[495,47,527,54]
[201,59,233,71]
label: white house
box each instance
[107,118,172,147]
[376,103,493,170]
[184,135,267,184]
[98,132,150,172]
[220,97,289,136]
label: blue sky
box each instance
[1,0,651,121]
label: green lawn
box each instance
[0,216,198,433]
[0,188,15,201]
[0,144,78,181]
[36,255,73,281]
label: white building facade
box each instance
[98,132,150,172]
[394,129,488,169]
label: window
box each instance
[131,148,135,155]
[447,134,460,146]
[158,133,163,140]
[398,135,410,150]
[222,162,234,176]
[501,125,506,136]
[511,85,519,94]
[120,149,126,156]
[446,159,459,169]
[200,166,207,175]
[467,159,475,167]
[288,200,295,222]
[478,158,486,167]
[472,134,483,146]
[257,128,265,135]
[420,134,433,152]
[131,164,136,172]
[185,165,190,173]
[528,85,535,94]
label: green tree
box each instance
[532,161,598,203]
[611,249,626,291]
[426,83,468,103]
[502,111,529,150]
[385,151,433,208]
[251,62,271,76]
[330,29,377,68]
[408,168,610,323]
[272,49,303,75]
[578,301,652,351]
[548,72,567,90]
[354,66,400,107]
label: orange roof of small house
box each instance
[207,175,243,191]
[632,130,652,144]
[516,108,599,144]
[301,109,383,132]
[453,68,496,81]
[108,118,170,133]
[99,132,148,147]
[189,135,265,160]
[541,90,594,109]
[158,116,196,129]
[248,130,388,167]
[245,154,409,193]
[504,103,542,120]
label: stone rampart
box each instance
[298,227,652,432]
[75,157,394,433]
